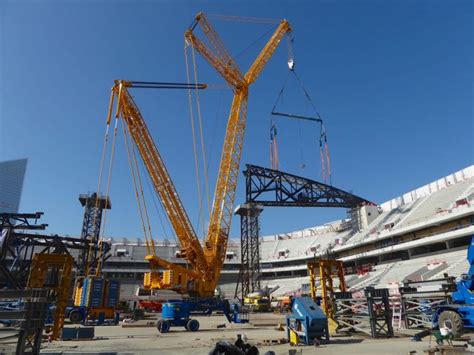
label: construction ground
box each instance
[0,313,467,355]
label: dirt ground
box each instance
[2,313,470,354]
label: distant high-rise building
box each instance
[0,159,27,213]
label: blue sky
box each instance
[1,0,472,241]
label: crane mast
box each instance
[108,14,292,297]
[186,13,292,291]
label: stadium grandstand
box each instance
[101,165,474,301]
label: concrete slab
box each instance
[38,314,470,354]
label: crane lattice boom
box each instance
[187,13,291,289]
[108,13,292,297]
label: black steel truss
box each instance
[234,165,373,302]
[234,204,262,301]
[244,164,371,207]
[77,193,111,276]
[0,213,109,289]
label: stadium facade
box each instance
[100,165,474,300]
[0,159,27,213]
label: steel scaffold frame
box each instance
[234,165,372,301]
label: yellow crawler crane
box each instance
[107,13,291,297]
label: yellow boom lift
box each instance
[105,13,291,298]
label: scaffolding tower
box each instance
[77,193,111,276]
[234,204,263,301]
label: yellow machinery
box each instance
[27,253,73,340]
[307,259,346,333]
[244,293,271,312]
[106,13,292,297]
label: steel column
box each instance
[234,204,262,301]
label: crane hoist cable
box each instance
[269,120,279,170]
[190,42,211,223]
[95,114,120,277]
[136,136,181,249]
[234,24,279,60]
[185,41,213,236]
[297,118,306,170]
[142,162,172,243]
[184,44,205,237]
[83,86,124,276]
[84,123,110,277]
[98,80,208,278]
[270,65,334,184]
[206,14,281,25]
[196,87,226,235]
[130,130,159,254]
[122,121,155,256]
[320,123,332,185]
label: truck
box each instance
[244,294,271,312]
[65,306,119,325]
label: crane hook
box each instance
[288,58,295,71]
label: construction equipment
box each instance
[68,193,118,325]
[0,289,50,355]
[275,295,293,313]
[307,259,346,333]
[433,235,474,337]
[67,277,120,325]
[286,297,329,346]
[156,298,248,333]
[234,165,371,302]
[271,64,332,183]
[244,292,271,312]
[27,253,74,340]
[334,287,394,338]
[77,193,111,277]
[105,12,292,298]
